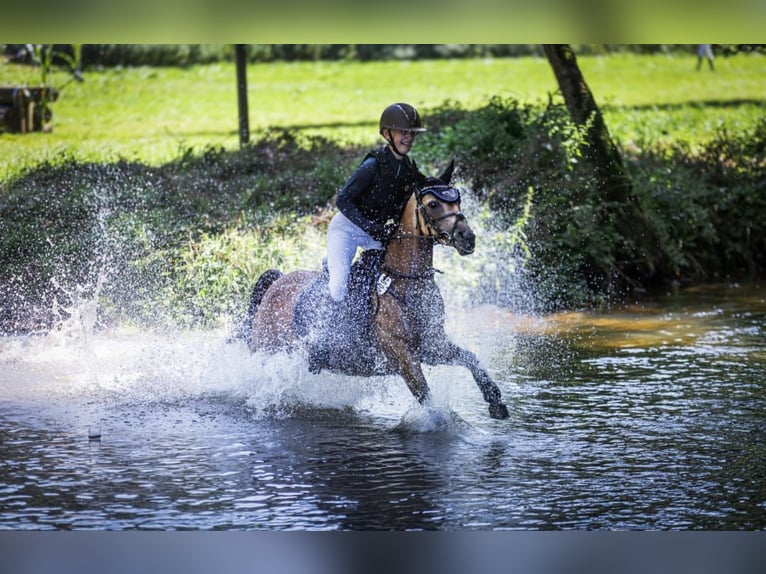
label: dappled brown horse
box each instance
[242,168,509,420]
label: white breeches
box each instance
[326,212,382,301]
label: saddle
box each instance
[292,250,388,375]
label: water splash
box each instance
[394,403,475,434]
[45,273,104,348]
[1,306,466,433]
[0,183,523,434]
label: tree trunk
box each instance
[542,44,632,203]
[543,44,658,289]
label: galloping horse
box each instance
[241,164,510,420]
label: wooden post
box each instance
[235,44,250,147]
[0,86,58,133]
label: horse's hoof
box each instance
[489,402,509,419]
[425,406,450,431]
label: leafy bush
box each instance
[631,118,766,281]
[2,100,764,333]
[420,97,606,310]
[420,98,766,311]
[0,131,351,332]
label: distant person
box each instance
[696,44,714,71]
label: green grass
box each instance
[2,52,764,180]
[2,51,764,329]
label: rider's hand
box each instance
[369,220,397,241]
[382,220,398,240]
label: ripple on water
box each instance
[2,287,766,529]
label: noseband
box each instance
[416,184,466,246]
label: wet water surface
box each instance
[1,284,765,530]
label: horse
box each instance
[240,164,510,420]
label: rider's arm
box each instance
[336,156,380,235]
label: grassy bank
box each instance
[1,53,765,333]
[2,53,764,179]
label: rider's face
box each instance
[387,128,418,155]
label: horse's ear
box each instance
[438,159,455,184]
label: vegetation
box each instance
[423,98,766,310]
[1,44,727,68]
[4,44,760,67]
[2,51,763,177]
[1,52,764,332]
[0,132,354,332]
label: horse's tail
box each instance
[230,269,284,344]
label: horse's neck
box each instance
[383,193,433,275]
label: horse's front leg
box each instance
[453,344,509,419]
[374,296,431,404]
[425,339,510,420]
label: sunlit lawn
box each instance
[1,51,764,180]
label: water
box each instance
[1,283,765,530]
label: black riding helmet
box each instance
[379,103,427,135]
[379,103,426,156]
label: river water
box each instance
[1,283,764,531]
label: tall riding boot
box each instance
[307,288,343,374]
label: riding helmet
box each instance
[379,103,427,134]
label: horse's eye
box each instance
[427,201,439,209]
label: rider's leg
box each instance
[327,214,361,302]
[327,213,382,302]
[311,214,382,373]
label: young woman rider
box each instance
[326,102,428,302]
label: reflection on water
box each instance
[1,283,765,530]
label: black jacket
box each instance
[336,146,426,240]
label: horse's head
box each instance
[416,161,476,255]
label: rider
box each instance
[326,102,428,302]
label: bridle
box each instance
[415,184,466,247]
[379,184,467,286]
